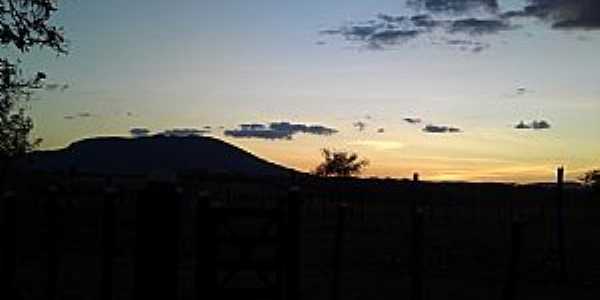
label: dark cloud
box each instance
[225,128,293,140]
[445,39,490,52]
[240,123,266,131]
[514,87,534,96]
[159,128,210,137]
[410,14,441,28]
[320,14,429,49]
[403,117,422,124]
[353,121,367,131]
[45,83,60,91]
[130,128,151,138]
[532,120,551,129]
[224,122,338,140]
[408,0,499,13]
[422,124,462,133]
[64,112,93,120]
[320,12,511,51]
[370,29,420,46]
[514,121,532,129]
[502,0,600,30]
[45,83,69,92]
[322,0,599,52]
[514,120,551,130]
[377,13,407,23]
[449,18,514,35]
[269,122,338,135]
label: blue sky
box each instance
[15,0,600,181]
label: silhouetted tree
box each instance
[313,148,368,177]
[0,0,66,183]
[581,169,600,191]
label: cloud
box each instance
[449,18,515,35]
[158,128,210,137]
[422,124,462,133]
[403,117,422,124]
[353,121,367,131]
[320,11,515,51]
[532,120,551,129]
[502,0,600,30]
[240,123,266,131]
[45,83,70,92]
[445,39,490,52]
[320,14,431,49]
[320,0,600,52]
[224,128,293,140]
[349,140,405,151]
[514,120,551,130]
[224,121,338,140]
[270,122,338,135]
[514,121,532,129]
[377,128,385,133]
[407,0,499,14]
[130,128,151,138]
[64,112,94,120]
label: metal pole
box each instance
[556,166,567,283]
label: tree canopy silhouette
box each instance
[581,169,600,191]
[313,148,368,177]
[1,0,67,182]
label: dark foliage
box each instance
[313,148,368,177]
[581,169,600,190]
[0,0,66,180]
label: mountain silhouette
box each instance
[27,136,298,177]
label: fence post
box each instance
[46,185,60,300]
[503,218,524,300]
[101,187,117,300]
[556,166,567,283]
[196,191,216,299]
[331,203,348,300]
[1,191,17,299]
[286,186,302,300]
[410,173,424,300]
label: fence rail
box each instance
[0,167,595,300]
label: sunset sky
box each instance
[19,0,600,182]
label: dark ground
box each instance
[2,173,600,300]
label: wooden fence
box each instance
[0,167,592,300]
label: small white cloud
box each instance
[349,140,405,151]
